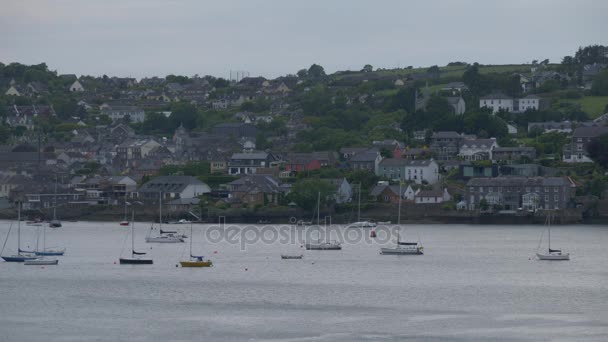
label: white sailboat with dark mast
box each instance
[120,211,153,264]
[536,211,569,261]
[24,225,59,265]
[348,183,376,228]
[305,192,341,250]
[145,192,184,243]
[380,182,423,255]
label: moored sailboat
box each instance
[145,192,184,243]
[305,192,341,250]
[379,182,423,255]
[120,211,153,265]
[2,203,38,262]
[24,225,58,265]
[348,183,376,228]
[179,224,212,267]
[536,212,569,261]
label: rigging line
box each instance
[119,223,130,258]
[0,222,14,255]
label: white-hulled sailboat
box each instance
[348,183,376,228]
[24,226,58,265]
[380,182,423,255]
[120,197,130,226]
[120,211,153,265]
[145,192,184,243]
[1,202,38,262]
[305,192,341,250]
[536,212,569,261]
[49,178,62,228]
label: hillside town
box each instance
[1,45,608,223]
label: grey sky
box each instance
[1,0,606,79]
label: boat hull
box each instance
[180,260,212,267]
[348,221,377,228]
[24,258,58,265]
[119,221,130,226]
[145,237,184,243]
[2,255,38,262]
[35,250,65,256]
[281,255,304,259]
[119,258,153,264]
[305,243,341,250]
[536,253,570,260]
[380,247,423,255]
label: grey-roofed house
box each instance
[430,131,464,160]
[212,123,257,138]
[228,151,276,175]
[492,147,537,163]
[480,93,514,113]
[528,121,573,134]
[563,126,608,163]
[138,176,211,201]
[227,174,283,206]
[465,177,575,211]
[349,150,383,173]
[458,138,498,161]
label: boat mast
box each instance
[189,223,193,258]
[17,201,21,256]
[317,192,321,244]
[53,175,57,220]
[398,182,402,225]
[159,191,162,231]
[131,210,135,258]
[548,212,551,252]
[358,183,361,222]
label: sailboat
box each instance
[24,226,58,265]
[120,197,130,226]
[120,211,153,264]
[179,224,212,267]
[536,212,569,261]
[380,182,423,255]
[1,202,38,262]
[49,178,62,228]
[349,183,376,228]
[19,221,66,256]
[145,192,184,243]
[305,192,341,250]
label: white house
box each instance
[458,138,498,161]
[517,95,540,112]
[447,96,466,115]
[377,159,439,185]
[480,93,514,113]
[101,105,145,123]
[5,85,21,96]
[69,80,85,92]
[415,188,451,204]
[138,176,211,201]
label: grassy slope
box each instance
[560,96,608,118]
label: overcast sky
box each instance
[1,0,606,79]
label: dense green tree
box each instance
[587,133,608,168]
[165,75,191,84]
[362,64,373,73]
[169,102,198,130]
[591,69,608,96]
[286,178,335,211]
[142,112,171,134]
[307,64,326,81]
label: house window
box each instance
[545,195,549,201]
[479,187,483,192]
[554,195,558,201]
[554,187,559,192]
[545,188,549,192]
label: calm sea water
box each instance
[0,221,607,341]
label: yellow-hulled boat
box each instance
[179,224,212,268]
[180,258,213,267]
